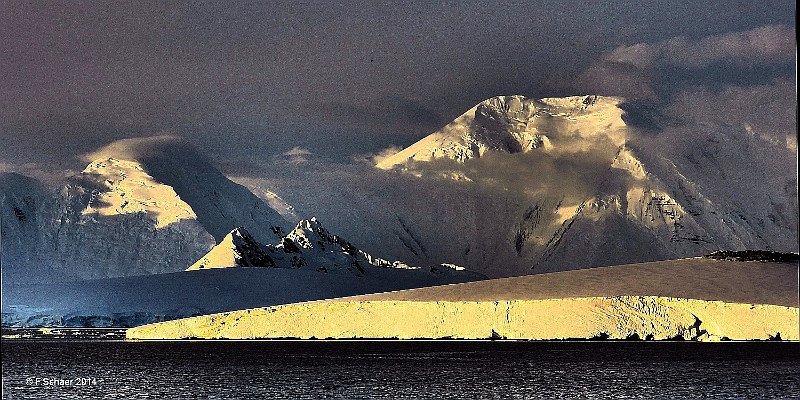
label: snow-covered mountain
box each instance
[244,94,796,277]
[188,218,478,278]
[1,136,289,283]
[371,94,798,275]
[377,95,626,168]
[2,94,797,282]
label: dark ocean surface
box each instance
[2,341,799,399]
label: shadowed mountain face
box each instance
[0,173,61,282]
[1,137,289,283]
[2,174,486,328]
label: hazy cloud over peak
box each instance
[604,25,795,70]
[280,146,314,165]
[578,25,796,100]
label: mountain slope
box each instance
[0,173,64,282]
[79,158,197,228]
[1,137,290,282]
[81,136,289,243]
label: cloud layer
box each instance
[1,1,795,172]
[578,25,796,99]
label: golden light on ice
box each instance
[80,158,197,229]
[128,258,799,341]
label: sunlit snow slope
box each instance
[128,257,799,341]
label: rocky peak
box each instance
[475,96,543,130]
[227,227,275,268]
[188,226,274,270]
[473,95,551,154]
[376,94,625,169]
[187,218,480,278]
[283,217,357,254]
[227,226,256,248]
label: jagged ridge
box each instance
[188,218,479,278]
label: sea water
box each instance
[2,341,798,399]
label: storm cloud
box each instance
[0,1,796,174]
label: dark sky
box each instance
[0,0,796,173]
